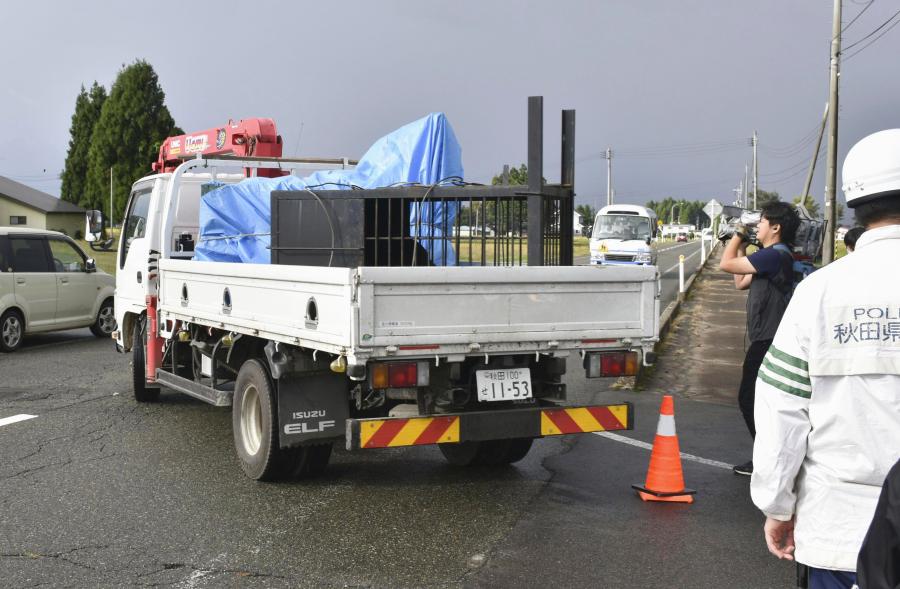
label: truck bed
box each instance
[157,260,659,362]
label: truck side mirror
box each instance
[85,210,104,243]
[85,258,97,273]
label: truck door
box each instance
[47,237,95,326]
[8,236,57,330]
[116,184,154,320]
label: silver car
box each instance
[0,228,115,352]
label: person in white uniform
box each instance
[750,129,900,589]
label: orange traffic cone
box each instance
[632,395,696,503]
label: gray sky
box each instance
[3,1,899,219]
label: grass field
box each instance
[76,227,119,276]
[453,236,591,264]
[76,233,845,275]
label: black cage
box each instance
[270,97,575,268]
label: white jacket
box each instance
[750,224,900,571]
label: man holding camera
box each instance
[719,201,800,476]
[750,131,900,587]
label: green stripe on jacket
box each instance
[759,369,812,399]
[767,345,809,372]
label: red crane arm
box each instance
[153,118,283,174]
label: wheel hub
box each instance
[2,316,22,349]
[240,384,263,456]
[98,306,116,334]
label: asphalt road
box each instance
[575,239,704,312]
[0,244,793,588]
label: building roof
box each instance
[0,175,84,214]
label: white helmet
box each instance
[842,129,900,208]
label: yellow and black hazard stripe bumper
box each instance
[345,403,633,450]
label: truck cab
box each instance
[589,204,658,266]
[113,172,246,352]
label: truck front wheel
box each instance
[132,317,159,402]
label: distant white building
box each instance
[574,211,584,236]
[660,223,695,238]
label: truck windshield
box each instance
[592,215,651,240]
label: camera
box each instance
[718,206,761,245]
[716,203,825,261]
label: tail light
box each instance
[584,351,640,378]
[369,362,430,389]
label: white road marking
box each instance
[658,241,699,253]
[662,246,701,275]
[0,414,38,428]
[593,431,733,470]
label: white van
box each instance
[590,204,658,266]
[0,227,115,352]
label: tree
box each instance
[60,82,107,205]
[575,204,596,234]
[793,195,819,217]
[645,198,709,227]
[485,164,547,235]
[753,189,781,209]
[490,164,545,186]
[792,195,844,223]
[84,60,183,219]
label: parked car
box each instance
[454,225,496,237]
[0,228,115,352]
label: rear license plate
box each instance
[476,368,532,402]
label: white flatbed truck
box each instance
[97,108,658,481]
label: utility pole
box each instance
[752,131,759,209]
[744,164,749,208]
[823,0,842,265]
[603,148,614,207]
[801,103,829,210]
[109,167,114,238]
[670,204,680,225]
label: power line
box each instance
[763,151,826,185]
[760,150,824,179]
[841,0,875,34]
[757,120,822,155]
[842,7,900,51]
[844,15,900,60]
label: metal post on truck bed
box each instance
[560,109,576,266]
[528,96,544,266]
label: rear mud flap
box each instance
[277,373,348,448]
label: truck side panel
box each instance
[158,259,355,350]
[357,265,657,347]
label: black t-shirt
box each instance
[745,245,794,342]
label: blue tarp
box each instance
[194,113,463,265]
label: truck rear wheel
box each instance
[132,317,159,402]
[232,360,331,481]
[439,438,534,466]
[501,438,534,464]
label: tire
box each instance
[439,438,534,466]
[439,441,483,466]
[501,438,534,464]
[0,310,24,353]
[90,298,116,338]
[132,317,159,402]
[232,359,321,481]
[304,443,333,476]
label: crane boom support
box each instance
[153,118,283,174]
